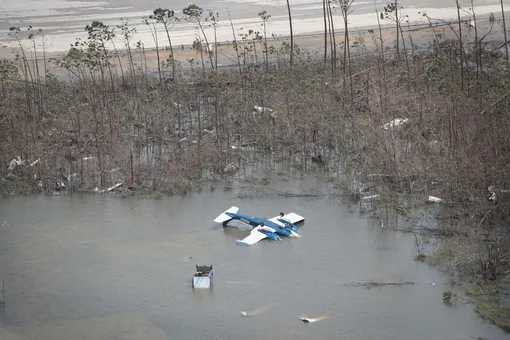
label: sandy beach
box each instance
[0,0,508,60]
[0,14,505,80]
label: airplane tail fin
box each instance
[214,206,239,223]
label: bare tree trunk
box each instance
[328,0,337,74]
[326,1,335,74]
[345,18,354,103]
[395,0,399,63]
[501,0,509,61]
[456,0,464,91]
[227,9,243,79]
[286,0,294,67]
[375,4,388,108]
[323,0,328,64]
[163,27,176,80]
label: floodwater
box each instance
[0,178,508,340]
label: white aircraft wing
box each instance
[268,217,285,227]
[214,206,239,223]
[236,227,268,246]
[270,212,305,224]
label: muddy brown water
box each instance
[0,178,508,340]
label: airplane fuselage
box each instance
[225,212,294,237]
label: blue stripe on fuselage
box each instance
[226,213,292,237]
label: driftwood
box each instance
[346,280,415,288]
[236,187,324,198]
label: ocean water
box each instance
[0,0,507,53]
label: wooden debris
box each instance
[346,280,415,288]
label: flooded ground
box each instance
[0,178,509,340]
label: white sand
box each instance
[0,0,508,56]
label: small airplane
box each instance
[213,206,305,246]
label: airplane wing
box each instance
[282,212,305,224]
[270,212,305,224]
[236,228,268,246]
[214,206,239,223]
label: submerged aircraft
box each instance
[213,206,305,246]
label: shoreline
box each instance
[0,10,507,61]
[0,2,508,56]
[0,14,506,78]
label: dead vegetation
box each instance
[0,4,510,328]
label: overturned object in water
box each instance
[192,264,213,288]
[300,315,328,323]
[213,206,304,246]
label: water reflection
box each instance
[0,180,508,340]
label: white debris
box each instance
[427,196,443,203]
[82,156,94,161]
[488,185,496,202]
[178,137,197,144]
[8,156,25,171]
[109,167,122,173]
[29,159,40,167]
[488,185,510,202]
[107,182,123,192]
[382,118,409,130]
[253,105,273,114]
[56,180,67,190]
[223,163,238,174]
[300,316,328,323]
[203,128,215,135]
[241,311,248,317]
[230,145,238,149]
[94,187,105,193]
[253,105,276,118]
[362,194,380,200]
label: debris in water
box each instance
[240,303,275,317]
[346,280,415,288]
[2,221,7,227]
[300,315,328,323]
